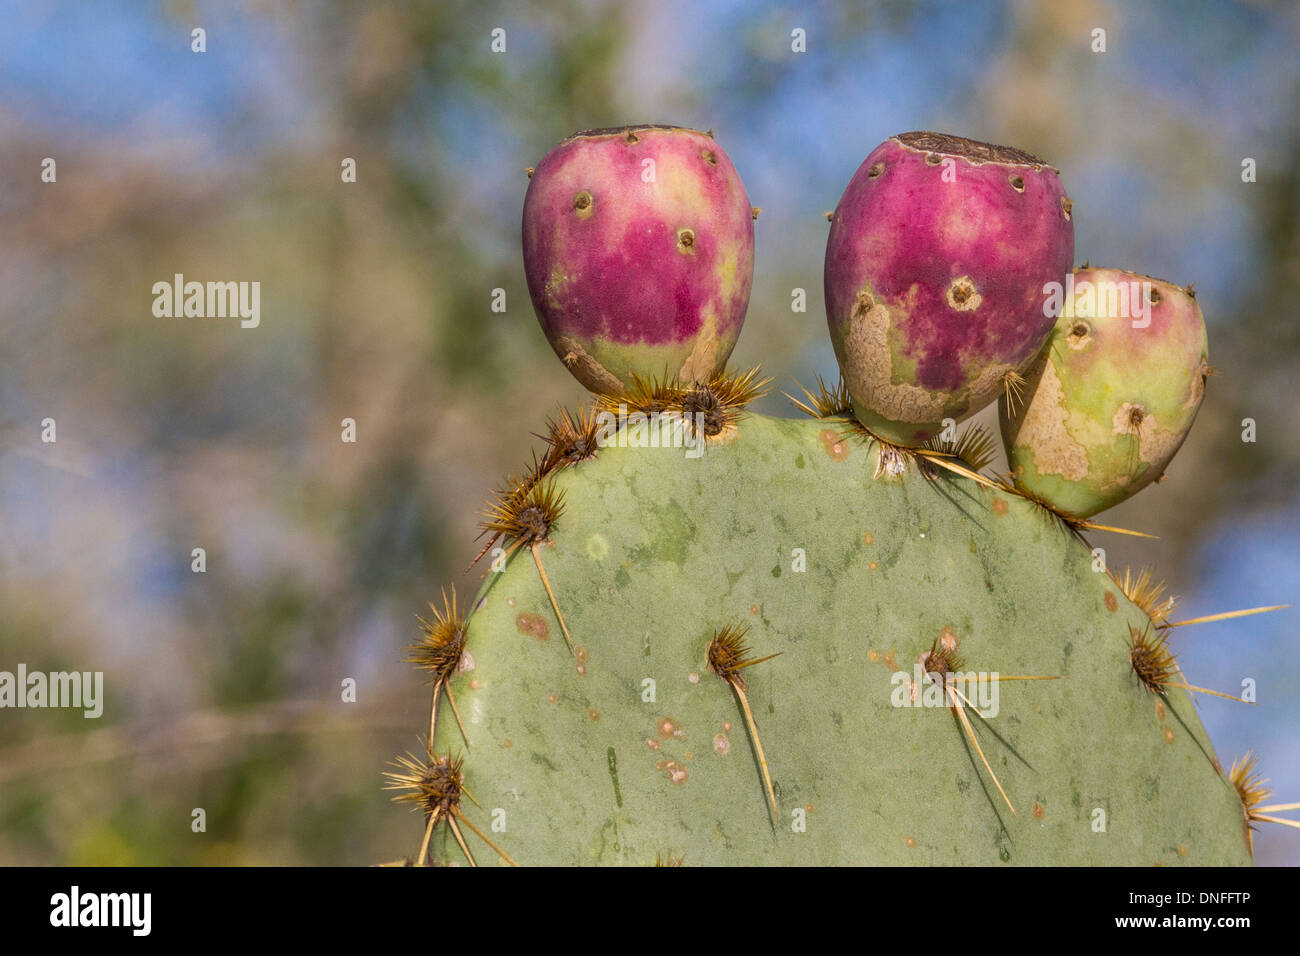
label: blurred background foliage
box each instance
[0,0,1297,864]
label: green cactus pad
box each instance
[424,413,1250,866]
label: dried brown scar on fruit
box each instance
[842,288,947,424]
[965,362,1016,405]
[676,315,722,384]
[554,335,624,394]
[1015,361,1088,480]
[1182,359,1210,410]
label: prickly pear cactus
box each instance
[420,410,1251,866]
[388,126,1292,867]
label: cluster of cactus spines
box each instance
[1229,753,1300,854]
[916,633,1061,817]
[388,124,1296,866]
[824,131,1074,446]
[593,365,771,444]
[474,476,573,651]
[706,623,782,824]
[406,587,469,749]
[1001,266,1211,518]
[385,750,518,867]
[523,125,756,394]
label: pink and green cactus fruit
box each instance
[1000,267,1210,519]
[825,131,1075,445]
[522,125,756,394]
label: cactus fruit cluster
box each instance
[388,127,1294,866]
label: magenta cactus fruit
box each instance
[824,131,1075,444]
[1000,267,1210,518]
[522,124,755,394]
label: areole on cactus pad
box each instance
[522,125,756,394]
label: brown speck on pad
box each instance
[820,428,850,461]
[515,611,550,641]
